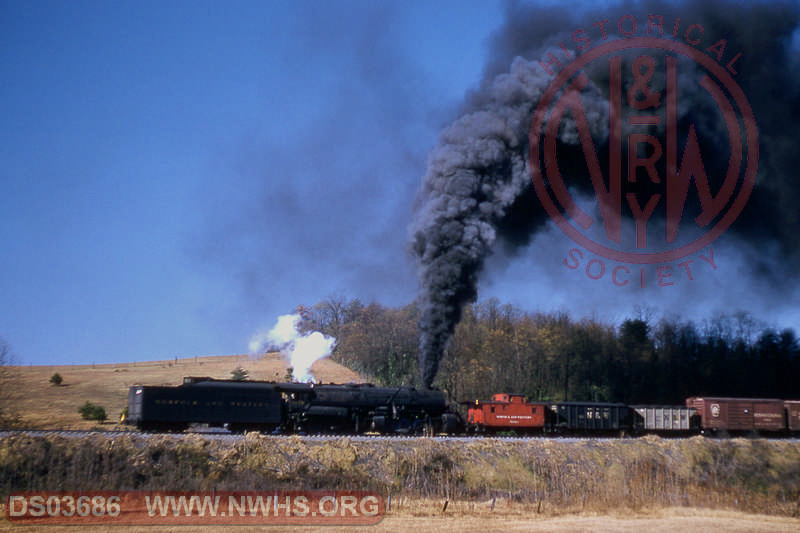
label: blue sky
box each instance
[2,0,798,366]
[0,1,505,364]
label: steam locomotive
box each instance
[126,377,459,435]
[126,377,800,437]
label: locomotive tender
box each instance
[127,377,457,434]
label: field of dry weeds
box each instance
[1,433,799,519]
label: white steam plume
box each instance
[248,314,336,382]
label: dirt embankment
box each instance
[1,433,799,518]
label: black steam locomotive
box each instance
[126,377,459,435]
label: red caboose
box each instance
[467,393,546,434]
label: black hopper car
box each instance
[127,377,459,435]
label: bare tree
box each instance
[311,293,350,337]
[0,337,19,426]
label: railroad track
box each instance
[0,428,611,443]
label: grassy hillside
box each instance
[3,353,365,429]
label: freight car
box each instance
[548,402,635,435]
[686,397,787,435]
[464,393,800,436]
[127,377,457,435]
[785,401,800,433]
[631,405,699,435]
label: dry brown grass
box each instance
[2,433,799,519]
[3,353,364,429]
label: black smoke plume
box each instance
[410,0,800,388]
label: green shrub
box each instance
[49,373,63,386]
[78,401,107,422]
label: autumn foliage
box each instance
[306,297,800,405]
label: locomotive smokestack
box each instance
[410,0,800,389]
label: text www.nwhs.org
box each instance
[146,493,380,517]
[6,491,384,525]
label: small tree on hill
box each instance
[78,401,107,422]
[231,367,249,381]
[284,366,295,382]
[49,373,63,386]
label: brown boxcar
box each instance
[467,393,546,433]
[686,397,786,433]
[785,401,800,433]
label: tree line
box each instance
[302,297,800,405]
